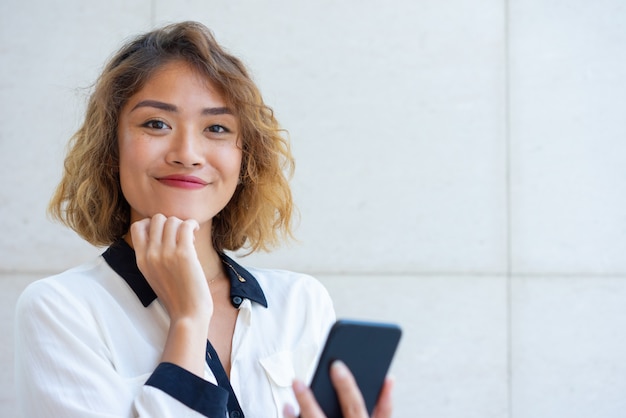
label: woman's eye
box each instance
[207,124,228,133]
[143,120,169,130]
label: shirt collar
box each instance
[102,239,268,309]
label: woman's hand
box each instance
[130,214,212,377]
[284,361,394,418]
[131,214,212,319]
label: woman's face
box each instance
[117,60,242,228]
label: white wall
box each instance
[1,1,625,417]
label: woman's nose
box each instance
[167,129,205,167]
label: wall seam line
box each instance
[504,0,514,417]
[6,270,626,278]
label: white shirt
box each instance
[15,240,336,418]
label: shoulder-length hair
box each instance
[49,21,295,253]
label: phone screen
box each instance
[307,319,402,418]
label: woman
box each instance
[15,21,393,418]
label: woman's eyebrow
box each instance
[131,100,177,113]
[130,100,233,116]
[202,107,234,116]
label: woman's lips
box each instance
[157,175,208,190]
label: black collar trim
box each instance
[102,239,268,309]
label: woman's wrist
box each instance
[161,315,211,378]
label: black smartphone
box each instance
[307,319,402,418]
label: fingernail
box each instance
[331,360,348,378]
[293,379,307,394]
[283,404,296,417]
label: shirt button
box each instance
[232,296,243,306]
[230,411,242,418]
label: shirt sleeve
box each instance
[14,279,228,418]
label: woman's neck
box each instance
[193,222,225,284]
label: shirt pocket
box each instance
[259,344,318,415]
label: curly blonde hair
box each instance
[49,21,295,253]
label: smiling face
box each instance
[117,60,242,229]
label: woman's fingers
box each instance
[283,403,297,418]
[129,214,211,320]
[283,361,393,418]
[130,218,150,250]
[161,215,182,252]
[330,361,368,418]
[288,380,325,418]
[177,219,200,249]
[147,213,167,247]
[291,361,368,418]
[290,361,395,418]
[371,377,394,418]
